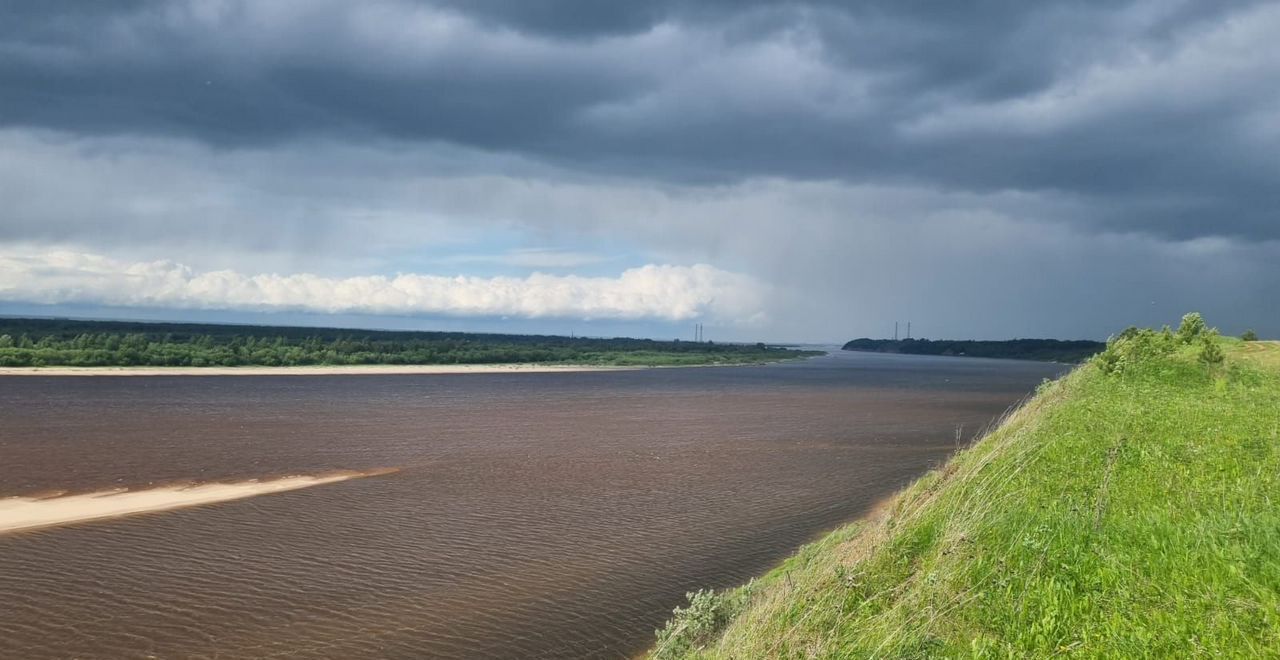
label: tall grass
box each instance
[653,321,1280,657]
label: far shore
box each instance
[0,363,649,377]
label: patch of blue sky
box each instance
[375,228,649,279]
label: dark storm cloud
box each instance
[2,0,1280,258]
[1,0,1277,242]
[0,1,637,147]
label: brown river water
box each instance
[0,350,1063,658]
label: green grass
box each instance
[652,328,1280,658]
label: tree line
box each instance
[0,318,808,367]
[841,337,1105,363]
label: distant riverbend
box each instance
[0,351,1062,658]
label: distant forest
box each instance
[0,318,815,368]
[841,337,1104,363]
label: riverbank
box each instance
[654,324,1280,657]
[0,355,823,376]
[842,337,1104,363]
[0,363,641,377]
[0,317,817,370]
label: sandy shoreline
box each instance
[0,469,397,534]
[0,363,642,377]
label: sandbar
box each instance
[0,469,397,534]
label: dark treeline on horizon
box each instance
[842,337,1105,363]
[0,317,810,368]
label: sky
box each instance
[1,0,1277,342]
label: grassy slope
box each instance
[655,339,1280,658]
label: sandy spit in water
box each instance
[0,469,398,534]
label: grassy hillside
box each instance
[653,316,1279,658]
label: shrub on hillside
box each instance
[1176,312,1208,344]
[1097,314,1233,375]
[653,587,751,659]
[1115,326,1140,342]
[1199,332,1225,366]
[1095,327,1177,375]
[1242,329,1259,342]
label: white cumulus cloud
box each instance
[0,249,765,323]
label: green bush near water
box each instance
[653,588,754,659]
[654,314,1280,657]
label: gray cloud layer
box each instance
[1,1,1277,338]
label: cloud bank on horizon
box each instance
[0,249,762,322]
[1,1,1277,340]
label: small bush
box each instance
[1242,329,1259,342]
[1176,312,1208,344]
[1094,327,1176,375]
[653,587,750,658]
[1199,332,1225,366]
